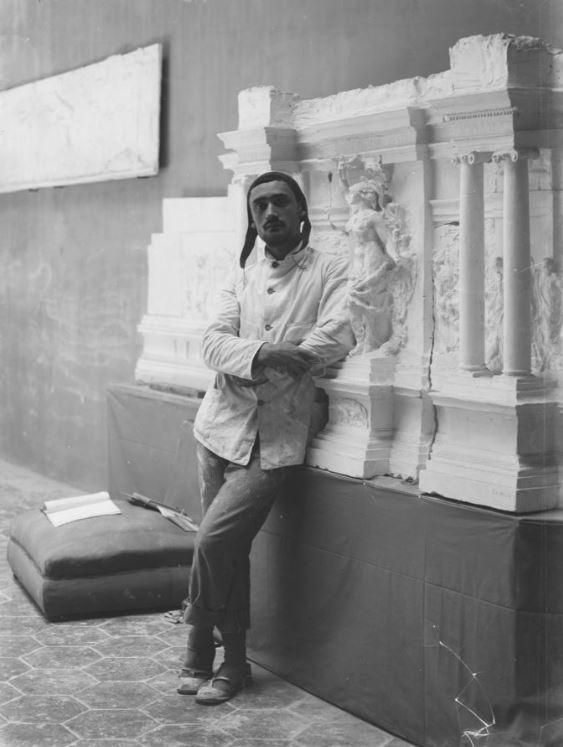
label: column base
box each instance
[419,373,560,513]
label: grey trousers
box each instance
[184,441,291,633]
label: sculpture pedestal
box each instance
[307,355,395,479]
[419,374,560,513]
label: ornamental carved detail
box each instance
[432,224,459,358]
[329,155,416,358]
[531,257,562,373]
[182,241,236,327]
[331,397,368,428]
[484,245,504,373]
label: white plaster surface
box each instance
[0,44,161,192]
[135,196,237,392]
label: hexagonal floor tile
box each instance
[84,656,166,681]
[91,635,168,659]
[101,616,168,637]
[143,694,231,726]
[0,615,47,636]
[76,680,159,709]
[0,722,76,746]
[152,644,185,670]
[65,708,157,740]
[0,694,86,723]
[0,657,30,680]
[290,693,353,720]
[0,634,41,657]
[23,645,101,669]
[233,669,304,709]
[0,682,20,704]
[10,668,98,695]
[218,708,309,741]
[146,668,182,695]
[138,724,233,747]
[0,595,41,617]
[34,625,111,647]
[295,716,398,747]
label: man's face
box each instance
[248,181,304,250]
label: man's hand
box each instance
[256,342,318,379]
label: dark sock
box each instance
[221,630,247,668]
[185,625,214,671]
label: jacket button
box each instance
[267,287,275,294]
[272,261,279,268]
[257,399,264,406]
[265,324,272,331]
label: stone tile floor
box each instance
[0,458,416,747]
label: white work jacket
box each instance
[193,244,355,469]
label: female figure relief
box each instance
[343,179,396,356]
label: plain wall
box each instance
[0,0,561,490]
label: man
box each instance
[178,171,354,705]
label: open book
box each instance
[42,492,121,527]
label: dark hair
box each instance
[239,171,311,268]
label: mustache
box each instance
[264,218,284,228]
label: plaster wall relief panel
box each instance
[431,223,460,375]
[136,196,236,392]
[531,257,562,375]
[0,44,161,192]
[484,218,504,374]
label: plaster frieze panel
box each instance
[432,223,460,367]
[181,237,236,330]
[484,237,504,374]
[531,257,562,374]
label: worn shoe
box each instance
[177,668,213,695]
[195,662,252,705]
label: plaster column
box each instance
[457,152,488,372]
[495,149,533,376]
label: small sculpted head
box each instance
[346,179,382,211]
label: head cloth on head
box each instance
[239,171,311,268]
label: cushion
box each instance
[7,499,194,621]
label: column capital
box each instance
[492,147,539,164]
[453,150,493,166]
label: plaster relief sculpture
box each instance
[531,257,562,373]
[331,398,368,428]
[332,157,415,358]
[0,44,161,193]
[432,224,460,360]
[484,255,504,373]
[182,242,235,328]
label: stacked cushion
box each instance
[7,499,194,621]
